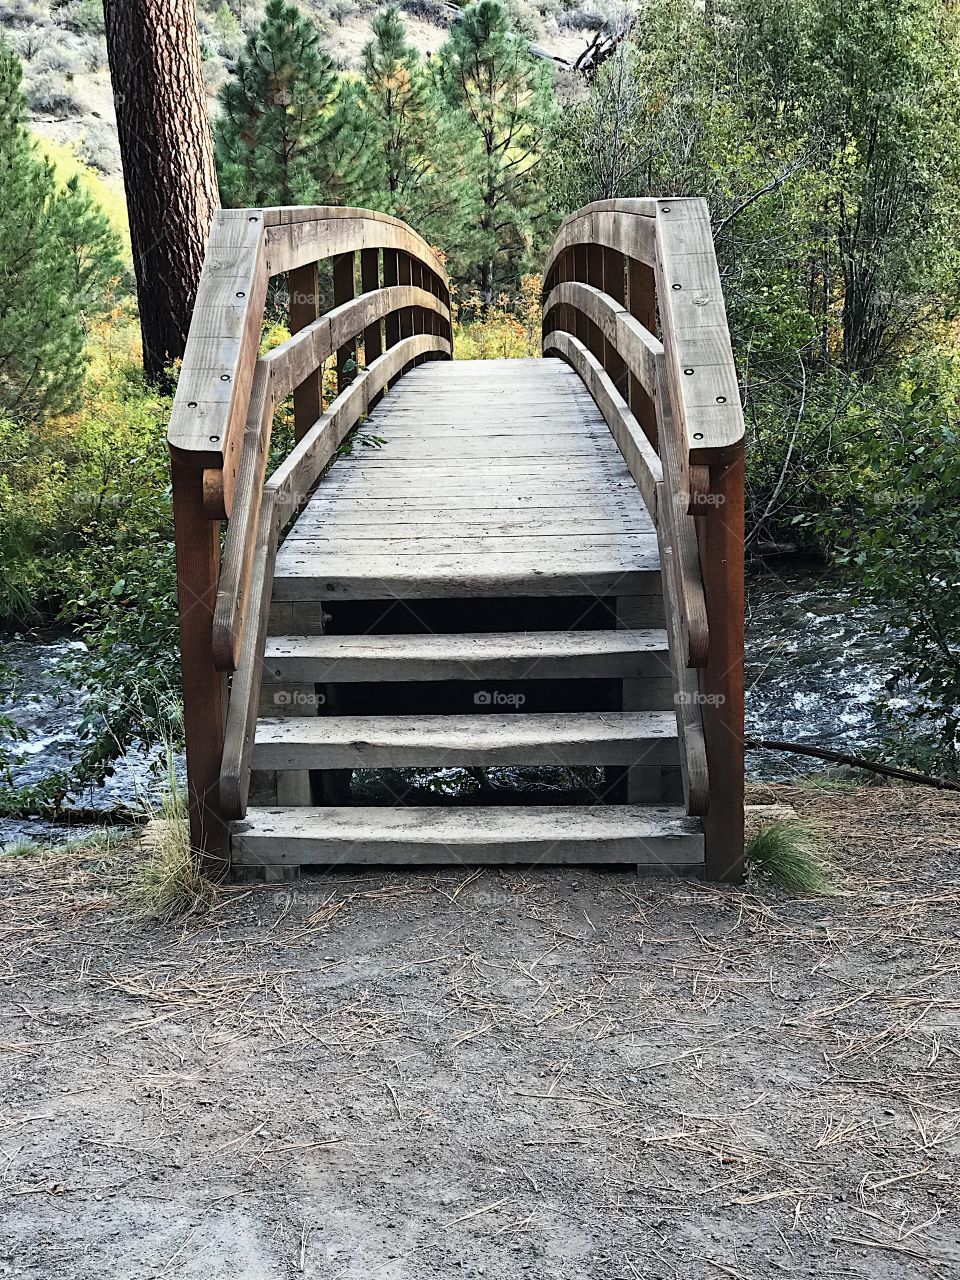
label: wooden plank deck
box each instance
[273,357,661,601]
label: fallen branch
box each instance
[745,737,960,792]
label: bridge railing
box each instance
[168,207,452,873]
[542,197,746,881]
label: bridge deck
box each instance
[274,358,661,601]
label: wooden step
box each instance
[272,548,661,601]
[231,804,703,869]
[251,711,680,770]
[263,629,671,683]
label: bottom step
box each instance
[231,805,703,871]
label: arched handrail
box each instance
[541,196,745,875]
[168,206,452,873]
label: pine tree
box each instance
[435,0,554,302]
[215,0,378,207]
[0,42,121,422]
[360,5,479,256]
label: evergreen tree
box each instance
[360,6,479,259]
[215,0,378,207]
[435,0,554,302]
[0,42,121,423]
[216,0,339,205]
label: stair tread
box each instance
[252,710,680,769]
[264,628,670,682]
[232,804,703,868]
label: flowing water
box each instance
[0,568,906,847]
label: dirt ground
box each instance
[1,781,958,1279]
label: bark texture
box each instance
[103,0,220,381]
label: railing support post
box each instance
[332,251,356,392]
[601,248,627,395]
[170,454,229,878]
[701,446,745,882]
[626,258,658,449]
[288,261,321,442]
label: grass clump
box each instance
[2,838,44,858]
[746,820,839,895]
[129,737,212,922]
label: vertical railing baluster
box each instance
[601,247,627,395]
[332,251,356,393]
[288,262,321,441]
[626,258,658,450]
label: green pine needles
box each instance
[214,0,553,300]
[0,40,122,423]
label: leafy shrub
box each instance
[0,315,181,814]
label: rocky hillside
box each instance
[0,0,618,180]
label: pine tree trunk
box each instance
[103,0,220,383]
[481,258,494,308]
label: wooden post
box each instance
[288,262,321,443]
[601,247,627,395]
[397,251,414,341]
[626,258,658,450]
[572,244,589,347]
[584,245,606,364]
[332,251,356,393]
[701,446,745,882]
[170,454,229,877]
[360,248,383,367]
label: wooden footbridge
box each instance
[167,199,745,882]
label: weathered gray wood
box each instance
[542,333,662,514]
[231,804,703,869]
[652,198,745,462]
[264,206,447,281]
[272,550,661,601]
[212,361,273,671]
[264,629,671,683]
[220,489,278,819]
[542,205,657,287]
[267,332,450,531]
[168,209,268,481]
[262,285,446,403]
[542,281,663,397]
[252,710,680,770]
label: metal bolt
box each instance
[210,435,220,442]
[236,291,245,298]
[716,395,727,404]
[220,374,231,381]
[672,283,682,290]
[693,432,704,440]
[187,401,197,408]
[684,367,694,375]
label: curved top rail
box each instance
[543,196,744,460]
[261,205,448,281]
[168,206,449,463]
[543,206,657,285]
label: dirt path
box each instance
[1,783,958,1279]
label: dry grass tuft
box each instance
[129,738,211,922]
